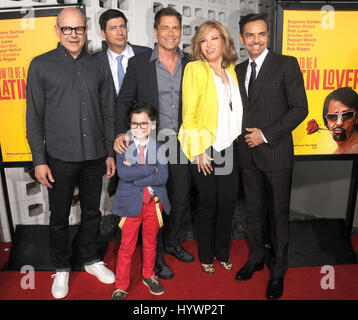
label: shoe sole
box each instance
[142,280,165,295]
[52,289,69,299]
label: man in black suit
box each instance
[234,13,308,300]
[94,9,150,97]
[113,7,194,280]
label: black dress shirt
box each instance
[26,43,115,166]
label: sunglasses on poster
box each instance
[325,110,357,122]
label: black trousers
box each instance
[47,154,106,270]
[190,143,238,264]
[241,162,292,278]
[155,135,192,260]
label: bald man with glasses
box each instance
[26,7,116,299]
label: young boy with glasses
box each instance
[111,103,170,300]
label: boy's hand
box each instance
[123,160,131,166]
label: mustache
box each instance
[330,127,355,133]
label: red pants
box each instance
[115,200,162,291]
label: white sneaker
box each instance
[51,271,69,299]
[85,261,115,284]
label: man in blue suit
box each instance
[94,9,150,96]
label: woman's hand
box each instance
[196,152,213,176]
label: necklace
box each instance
[209,64,233,111]
[223,81,233,111]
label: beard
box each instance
[332,128,347,141]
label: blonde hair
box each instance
[190,20,238,68]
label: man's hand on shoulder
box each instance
[113,134,130,154]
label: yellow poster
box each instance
[282,10,358,155]
[0,16,58,163]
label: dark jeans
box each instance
[47,154,106,270]
[190,143,238,264]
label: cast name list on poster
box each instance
[0,29,27,100]
[286,20,358,91]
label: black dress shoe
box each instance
[165,245,194,263]
[235,262,264,281]
[154,261,174,280]
[266,277,284,300]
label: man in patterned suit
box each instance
[234,13,308,300]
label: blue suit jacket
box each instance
[112,138,170,217]
[93,43,151,98]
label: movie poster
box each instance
[0,15,58,163]
[282,9,358,155]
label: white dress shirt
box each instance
[244,48,269,143]
[244,48,269,93]
[107,43,135,94]
[211,69,243,152]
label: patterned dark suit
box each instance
[235,50,308,277]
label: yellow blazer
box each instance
[178,60,239,162]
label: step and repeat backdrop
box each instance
[0,0,272,241]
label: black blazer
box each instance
[93,43,151,98]
[115,49,190,135]
[235,50,309,171]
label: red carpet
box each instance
[0,237,358,300]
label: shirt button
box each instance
[83,134,87,137]
[83,118,86,121]
[82,102,85,105]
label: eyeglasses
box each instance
[325,110,357,122]
[59,26,86,35]
[130,122,152,129]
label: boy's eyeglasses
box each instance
[130,122,152,129]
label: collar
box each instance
[133,137,149,149]
[150,43,183,62]
[107,43,133,62]
[249,48,269,69]
[57,42,86,59]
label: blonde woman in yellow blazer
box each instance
[178,21,243,274]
